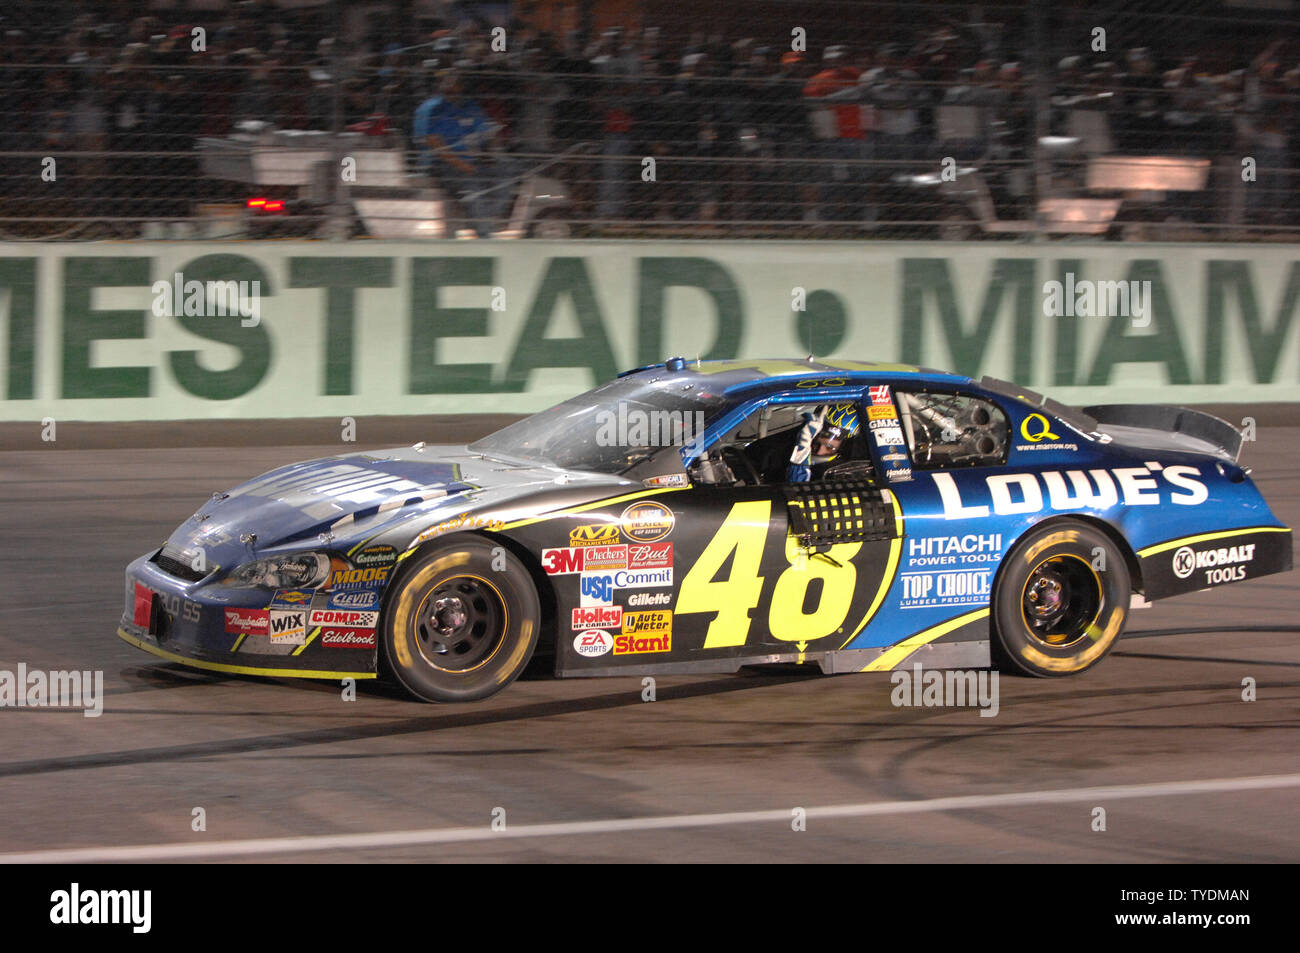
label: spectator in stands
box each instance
[413,68,511,236]
[804,45,868,225]
[764,50,816,223]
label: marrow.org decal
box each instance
[3,242,1298,422]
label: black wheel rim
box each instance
[1019,554,1103,649]
[413,574,508,673]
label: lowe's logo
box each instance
[933,466,1208,520]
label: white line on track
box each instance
[4,773,1299,863]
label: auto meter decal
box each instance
[620,501,674,541]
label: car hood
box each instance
[156,446,630,576]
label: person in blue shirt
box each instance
[413,70,509,236]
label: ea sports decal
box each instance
[573,630,613,657]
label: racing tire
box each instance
[991,521,1130,677]
[382,537,540,703]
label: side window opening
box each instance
[897,391,1009,469]
[688,400,876,486]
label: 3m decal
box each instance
[542,547,585,574]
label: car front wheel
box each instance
[382,538,540,702]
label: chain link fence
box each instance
[1,0,1297,241]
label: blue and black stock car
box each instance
[119,358,1293,701]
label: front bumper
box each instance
[118,552,378,680]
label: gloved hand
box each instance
[785,405,826,483]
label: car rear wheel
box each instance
[382,538,540,702]
[991,521,1130,677]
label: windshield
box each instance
[469,373,732,474]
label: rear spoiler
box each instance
[1082,404,1243,462]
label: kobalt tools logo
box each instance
[573,630,614,657]
[1172,542,1255,582]
[933,466,1208,519]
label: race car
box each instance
[118,358,1293,702]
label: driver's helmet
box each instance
[812,402,860,462]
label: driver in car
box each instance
[786,402,861,482]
